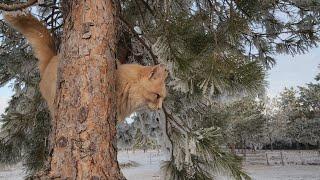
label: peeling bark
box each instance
[35,0,122,179]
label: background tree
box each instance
[262,69,320,150]
[226,97,266,155]
[263,97,288,151]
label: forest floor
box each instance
[1,150,320,180]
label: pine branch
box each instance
[119,16,159,65]
[134,0,146,25]
[0,0,37,11]
[138,0,155,17]
[163,105,191,133]
[280,0,319,12]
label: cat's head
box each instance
[139,64,168,110]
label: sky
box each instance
[266,47,320,97]
[0,83,12,115]
[0,47,320,114]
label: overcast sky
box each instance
[267,47,320,97]
[0,47,319,114]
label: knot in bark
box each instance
[57,136,68,148]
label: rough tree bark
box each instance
[39,0,122,179]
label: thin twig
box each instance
[139,0,155,17]
[51,0,56,35]
[163,105,191,133]
[134,0,146,25]
[119,16,159,65]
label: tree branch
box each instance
[134,0,146,25]
[139,0,155,17]
[119,16,159,65]
[163,105,191,133]
[0,0,37,11]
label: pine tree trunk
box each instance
[36,1,122,179]
[269,137,273,151]
[243,139,246,157]
[296,142,300,150]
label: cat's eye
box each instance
[156,93,161,99]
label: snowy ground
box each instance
[119,150,163,180]
[0,164,24,180]
[244,165,320,180]
[119,150,320,180]
[1,150,320,180]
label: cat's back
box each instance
[116,63,144,81]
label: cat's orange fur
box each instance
[4,13,168,121]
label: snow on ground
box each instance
[118,150,163,180]
[119,150,320,180]
[1,150,320,180]
[244,165,320,180]
[0,164,24,180]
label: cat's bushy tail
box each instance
[4,13,56,74]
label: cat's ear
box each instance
[148,64,168,80]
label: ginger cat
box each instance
[4,13,168,121]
